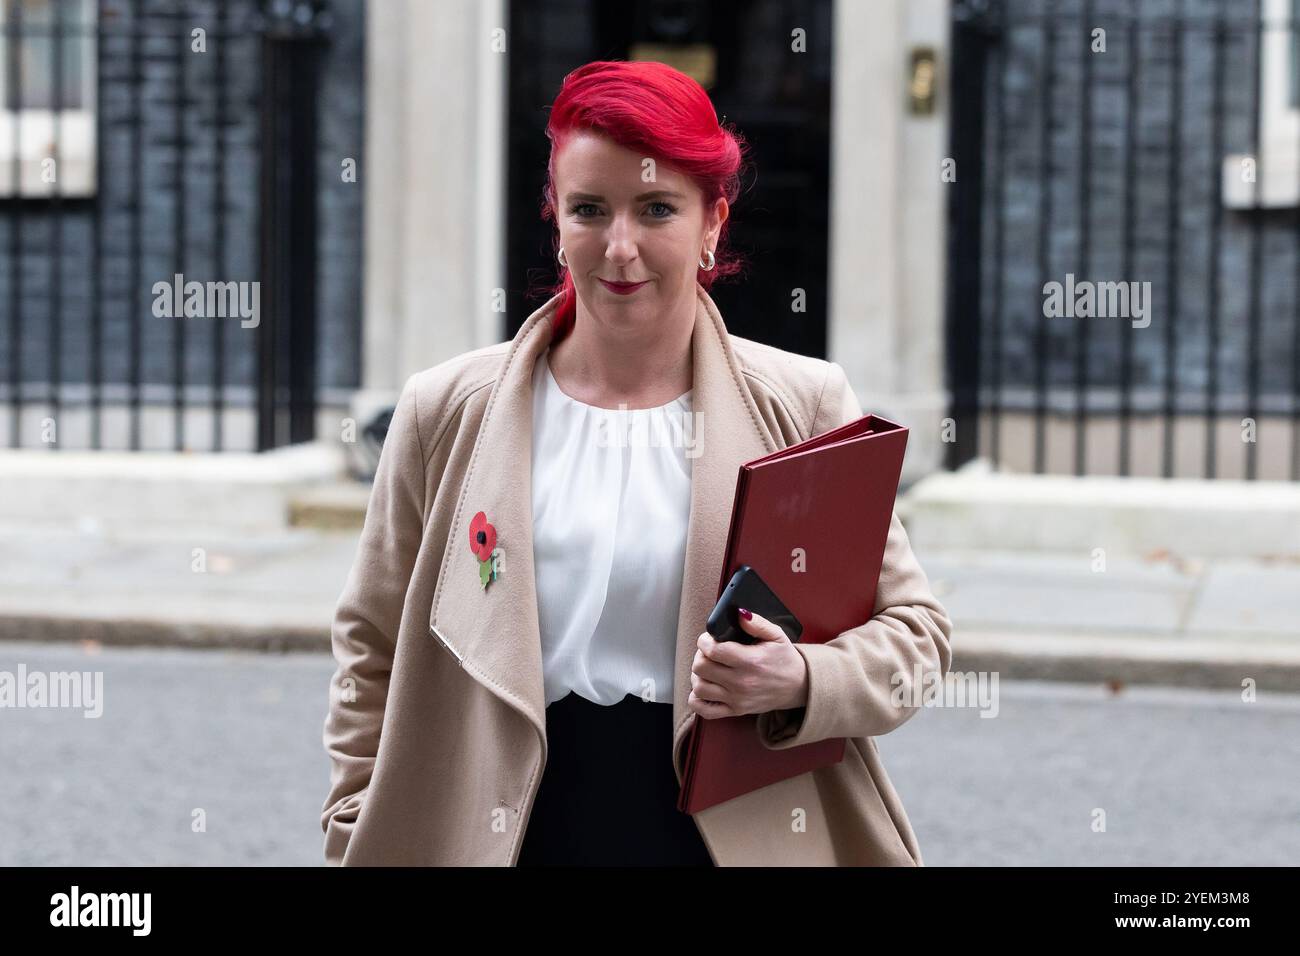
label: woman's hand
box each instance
[688,609,809,719]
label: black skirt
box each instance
[516,691,715,866]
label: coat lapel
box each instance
[428,284,778,769]
[667,288,779,779]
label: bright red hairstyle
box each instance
[535,60,752,344]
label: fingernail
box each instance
[738,607,752,620]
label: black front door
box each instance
[505,0,833,360]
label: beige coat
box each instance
[321,283,953,866]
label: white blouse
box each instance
[530,348,694,708]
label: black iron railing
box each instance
[0,0,329,451]
[948,0,1300,480]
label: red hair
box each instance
[534,60,751,344]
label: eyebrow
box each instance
[564,190,687,203]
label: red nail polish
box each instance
[738,607,752,620]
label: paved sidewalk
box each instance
[924,549,1300,640]
[1,522,1297,689]
[923,549,1300,690]
[0,523,357,652]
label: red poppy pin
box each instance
[469,510,500,590]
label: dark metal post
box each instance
[944,0,1000,471]
[257,0,330,451]
[7,0,24,447]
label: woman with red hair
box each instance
[538,59,749,347]
[322,59,952,868]
[518,59,751,866]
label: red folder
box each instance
[676,413,909,814]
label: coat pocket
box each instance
[323,790,368,866]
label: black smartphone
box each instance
[706,565,803,645]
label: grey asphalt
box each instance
[1,640,1296,866]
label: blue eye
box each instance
[569,201,676,218]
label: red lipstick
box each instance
[598,278,649,295]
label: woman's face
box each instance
[553,129,727,334]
